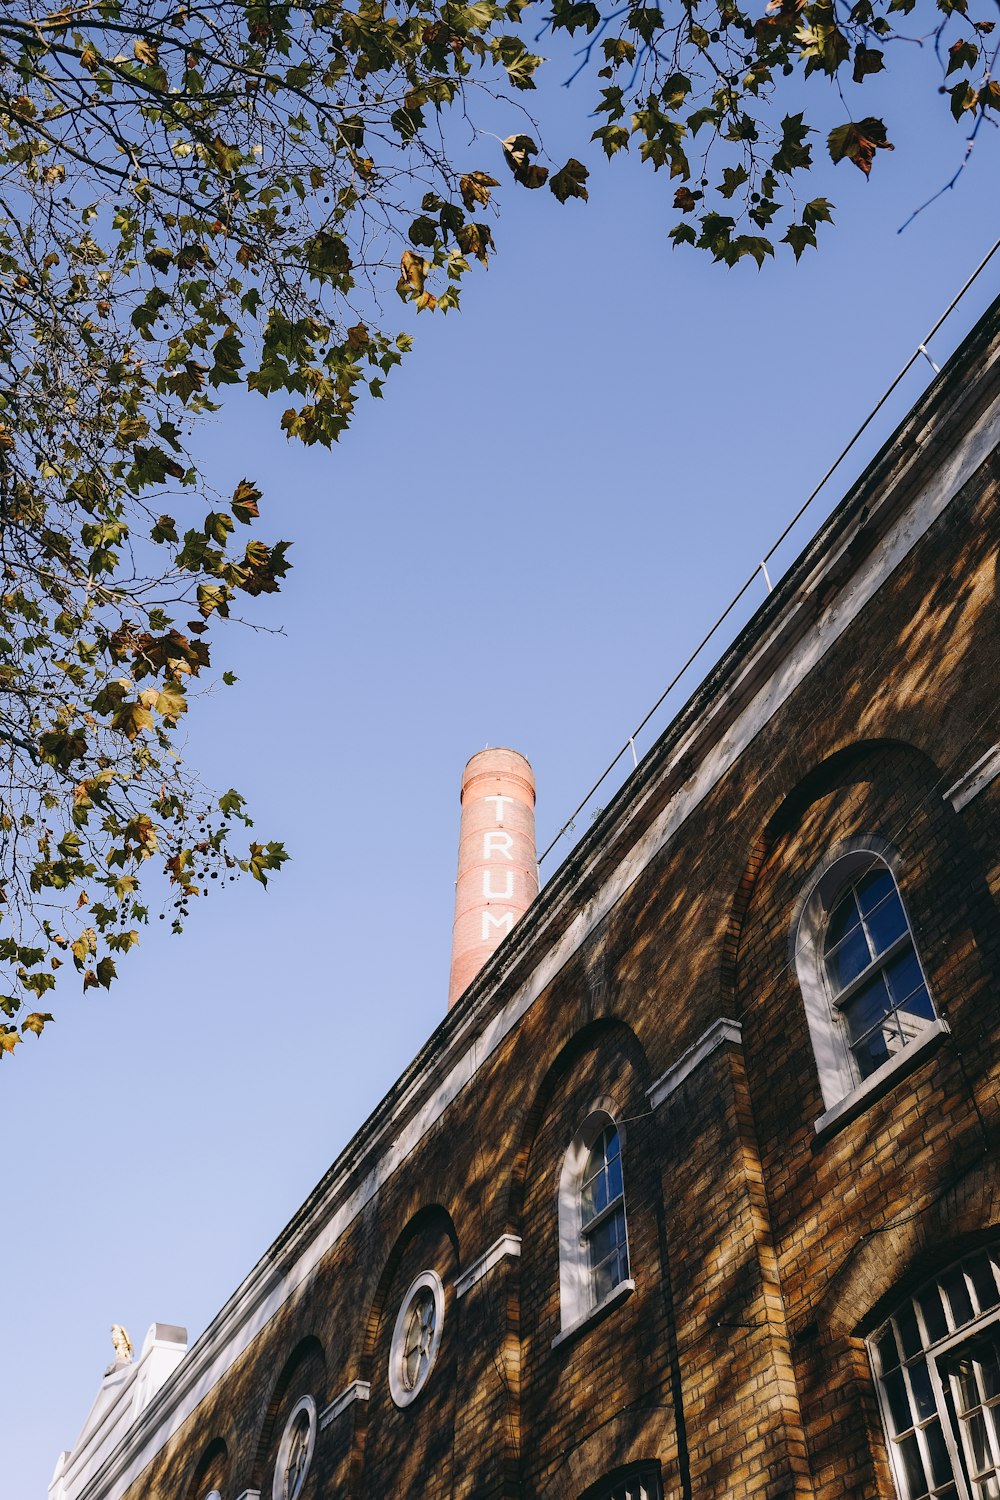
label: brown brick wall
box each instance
[118,414,1000,1497]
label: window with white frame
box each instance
[794,843,939,1111]
[870,1245,1000,1500]
[388,1269,445,1408]
[272,1394,316,1500]
[558,1109,631,1331]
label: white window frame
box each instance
[388,1269,445,1409]
[792,837,937,1113]
[869,1249,1000,1500]
[558,1105,631,1333]
[271,1394,316,1500]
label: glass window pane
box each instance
[863,879,908,952]
[843,975,893,1043]
[878,1324,902,1374]
[965,1409,991,1476]
[909,1359,938,1422]
[925,1419,954,1488]
[825,888,863,955]
[897,1305,924,1361]
[884,1368,913,1434]
[857,866,895,915]
[589,1210,623,1264]
[919,1288,950,1346]
[898,1431,930,1498]
[969,1258,1000,1315]
[943,1270,976,1332]
[827,925,873,992]
[607,1153,623,1203]
[605,1127,621,1163]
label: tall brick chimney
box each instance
[448,748,538,1008]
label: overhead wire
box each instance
[538,235,1000,868]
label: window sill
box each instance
[551,1279,635,1351]
[813,1018,951,1143]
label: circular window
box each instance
[388,1270,445,1408]
[271,1394,316,1500]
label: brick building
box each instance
[52,294,1000,1500]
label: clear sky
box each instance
[3,29,999,1498]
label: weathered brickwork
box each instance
[96,306,1000,1500]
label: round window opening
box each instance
[389,1270,445,1408]
[272,1394,316,1500]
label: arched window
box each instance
[869,1245,1000,1500]
[272,1395,316,1500]
[579,1463,662,1500]
[794,843,940,1114]
[558,1109,632,1333]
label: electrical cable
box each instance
[539,236,1000,867]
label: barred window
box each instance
[870,1246,1000,1499]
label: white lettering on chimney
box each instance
[483,869,514,900]
[483,831,513,860]
[482,910,514,940]
[484,794,514,824]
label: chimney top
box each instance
[447,748,538,1008]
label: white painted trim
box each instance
[550,1278,636,1350]
[813,1018,951,1139]
[71,350,1000,1500]
[454,1234,521,1298]
[271,1395,316,1500]
[946,744,1000,811]
[234,1490,261,1500]
[647,1019,742,1109]
[387,1270,444,1409]
[319,1381,370,1429]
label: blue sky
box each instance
[3,30,999,1497]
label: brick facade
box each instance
[58,298,1000,1500]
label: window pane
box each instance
[897,1305,924,1361]
[878,1324,902,1374]
[862,877,908,952]
[969,1257,1000,1315]
[582,1170,609,1224]
[827,925,873,992]
[884,1368,912,1434]
[909,1359,938,1422]
[898,1431,930,1498]
[825,888,863,955]
[607,1153,623,1203]
[589,1209,624,1265]
[843,975,893,1043]
[943,1269,976,1332]
[918,1288,949,1346]
[605,1127,621,1163]
[926,1419,953,1488]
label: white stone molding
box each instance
[454,1234,522,1298]
[388,1270,445,1408]
[319,1381,370,1430]
[647,1019,742,1110]
[271,1395,316,1500]
[551,1278,636,1351]
[946,743,1000,811]
[234,1492,261,1500]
